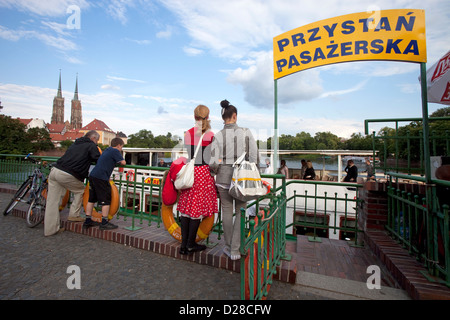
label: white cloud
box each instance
[0,0,90,16]
[183,46,203,56]
[105,0,134,25]
[123,38,151,45]
[319,79,369,99]
[156,25,173,39]
[106,75,147,84]
[227,51,323,108]
[101,84,121,91]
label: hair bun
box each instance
[220,99,229,108]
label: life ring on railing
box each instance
[42,188,69,211]
[161,203,215,243]
[126,170,135,182]
[262,180,271,194]
[82,180,120,222]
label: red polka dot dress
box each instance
[177,127,218,219]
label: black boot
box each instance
[187,218,206,253]
[179,216,189,255]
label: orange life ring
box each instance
[262,180,271,194]
[161,203,214,243]
[42,188,69,211]
[82,180,119,222]
[126,169,135,182]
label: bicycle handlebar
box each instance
[24,153,51,168]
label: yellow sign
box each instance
[273,9,426,80]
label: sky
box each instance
[0,0,449,143]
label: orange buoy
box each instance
[160,170,214,242]
[126,169,135,182]
[161,203,214,242]
[262,180,271,194]
[82,180,119,222]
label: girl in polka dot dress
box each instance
[177,105,218,254]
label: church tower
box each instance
[51,70,65,124]
[70,74,82,130]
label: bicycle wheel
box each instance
[26,195,46,228]
[3,178,32,216]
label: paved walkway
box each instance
[0,188,410,301]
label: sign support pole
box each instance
[420,62,431,183]
[273,79,279,171]
[420,61,437,275]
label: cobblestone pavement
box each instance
[0,192,325,301]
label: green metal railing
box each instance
[240,174,288,300]
[365,117,450,175]
[285,179,363,245]
[387,172,450,287]
[110,165,167,230]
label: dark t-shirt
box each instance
[90,147,124,181]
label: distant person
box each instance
[343,159,358,182]
[158,159,167,167]
[278,159,289,178]
[83,137,126,230]
[300,159,307,179]
[44,130,101,236]
[365,159,375,180]
[303,160,316,180]
[264,158,273,174]
[177,104,217,255]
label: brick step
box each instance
[365,230,450,300]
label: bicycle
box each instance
[3,153,69,228]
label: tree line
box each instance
[125,107,449,161]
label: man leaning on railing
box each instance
[44,130,101,236]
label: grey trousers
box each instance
[44,168,85,236]
[217,186,246,255]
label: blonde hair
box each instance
[194,104,211,134]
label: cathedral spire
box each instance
[57,69,62,98]
[73,73,79,101]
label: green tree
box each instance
[0,115,30,154]
[314,131,340,149]
[344,132,373,150]
[26,127,54,153]
[126,129,155,147]
[126,130,178,148]
[60,140,74,150]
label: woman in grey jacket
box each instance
[209,100,259,260]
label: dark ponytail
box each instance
[220,99,237,121]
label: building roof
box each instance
[64,130,84,140]
[50,131,83,142]
[47,123,66,134]
[81,118,115,133]
[16,118,33,126]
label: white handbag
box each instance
[229,151,267,202]
[174,133,205,190]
